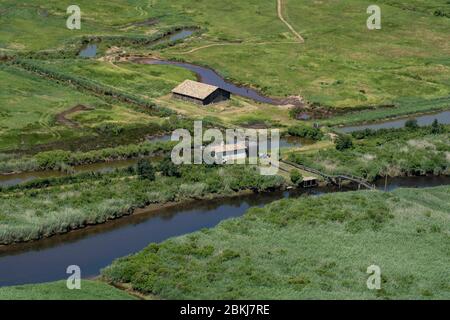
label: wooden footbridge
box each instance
[279,160,376,190]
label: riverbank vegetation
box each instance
[289,126,450,181]
[0,140,174,173]
[0,164,284,244]
[0,280,135,300]
[101,185,450,299]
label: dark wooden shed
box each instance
[172,80,231,105]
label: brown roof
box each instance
[303,177,318,181]
[172,80,219,100]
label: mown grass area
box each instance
[0,64,160,152]
[0,280,136,300]
[289,126,450,180]
[102,185,450,299]
[0,164,284,244]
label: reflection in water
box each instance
[338,111,450,133]
[1,176,449,287]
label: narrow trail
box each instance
[178,41,300,54]
[277,0,304,43]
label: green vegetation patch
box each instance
[0,165,284,244]
[0,64,158,151]
[34,59,197,99]
[290,126,450,180]
[0,280,135,300]
[102,186,450,299]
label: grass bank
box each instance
[0,280,135,300]
[102,185,450,299]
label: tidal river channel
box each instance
[0,176,448,287]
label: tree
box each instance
[430,119,444,134]
[137,159,155,180]
[405,119,419,129]
[159,157,181,177]
[335,135,353,151]
[290,169,304,186]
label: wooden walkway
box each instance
[280,160,376,190]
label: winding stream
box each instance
[138,58,277,104]
[0,176,448,287]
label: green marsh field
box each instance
[0,0,449,302]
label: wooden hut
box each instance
[210,142,247,164]
[172,80,231,105]
[302,177,319,188]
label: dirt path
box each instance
[277,0,304,43]
[178,40,300,54]
[56,104,92,128]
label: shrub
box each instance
[137,159,155,181]
[430,119,444,134]
[405,119,419,129]
[335,135,353,151]
[35,150,71,169]
[290,170,303,186]
[159,157,181,177]
[287,125,323,140]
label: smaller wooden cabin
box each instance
[172,80,231,105]
[210,142,247,164]
[302,177,319,188]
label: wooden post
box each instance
[384,175,388,192]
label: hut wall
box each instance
[172,93,203,105]
[203,89,231,105]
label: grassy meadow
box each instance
[1,0,449,111]
[33,59,197,99]
[0,280,135,300]
[102,185,450,299]
[158,0,450,108]
[0,0,177,52]
[0,64,161,152]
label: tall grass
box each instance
[289,126,450,180]
[0,165,284,244]
[102,185,450,299]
